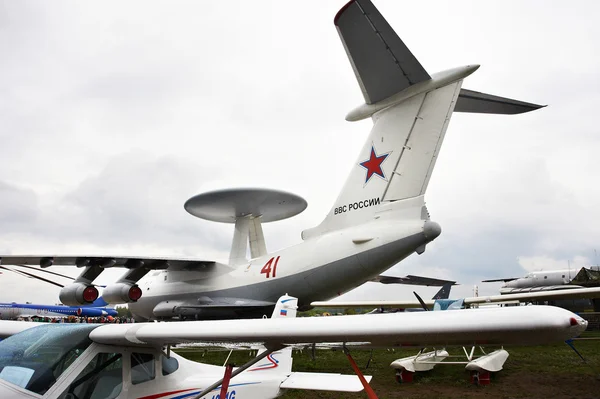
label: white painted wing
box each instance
[310,286,600,308]
[464,286,600,305]
[310,300,430,308]
[0,255,228,272]
[0,321,39,339]
[281,372,372,392]
[88,306,586,348]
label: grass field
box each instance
[177,334,600,399]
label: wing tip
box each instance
[334,0,356,25]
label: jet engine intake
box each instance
[102,283,143,304]
[59,283,99,306]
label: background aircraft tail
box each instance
[432,283,453,300]
[250,295,297,374]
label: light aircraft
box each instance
[0,0,545,321]
[312,287,600,385]
[0,297,118,320]
[0,295,588,399]
[483,266,600,294]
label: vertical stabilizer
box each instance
[304,80,462,237]
[251,295,297,374]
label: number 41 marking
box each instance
[260,256,280,278]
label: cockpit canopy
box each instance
[0,324,99,395]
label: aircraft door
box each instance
[56,351,124,399]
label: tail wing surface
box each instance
[334,0,430,104]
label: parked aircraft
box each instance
[0,295,588,399]
[483,266,600,294]
[0,297,118,320]
[0,0,544,321]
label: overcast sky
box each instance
[1,0,599,304]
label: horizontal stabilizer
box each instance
[456,89,545,114]
[482,277,519,283]
[281,372,372,392]
[335,0,430,104]
[372,274,457,287]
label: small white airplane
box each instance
[312,286,600,385]
[0,295,588,399]
[483,266,600,294]
[0,0,545,321]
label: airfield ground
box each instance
[177,332,600,399]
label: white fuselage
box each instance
[501,269,582,293]
[130,209,440,320]
[0,344,287,399]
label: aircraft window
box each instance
[57,352,123,399]
[544,276,548,279]
[162,355,179,376]
[131,353,155,384]
[562,275,565,278]
[0,324,98,395]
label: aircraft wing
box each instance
[465,286,600,305]
[85,305,586,348]
[0,320,39,339]
[0,255,231,273]
[311,300,429,309]
[481,277,520,283]
[371,274,457,286]
[311,287,600,309]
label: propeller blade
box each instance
[413,291,429,311]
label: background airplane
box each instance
[0,297,117,320]
[0,0,544,321]
[483,266,600,294]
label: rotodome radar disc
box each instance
[184,188,307,223]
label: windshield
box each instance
[0,324,99,395]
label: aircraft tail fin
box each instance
[432,283,453,300]
[303,0,542,239]
[334,0,430,104]
[250,295,298,374]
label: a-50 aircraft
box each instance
[0,295,588,399]
[0,0,544,320]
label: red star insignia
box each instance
[359,144,390,184]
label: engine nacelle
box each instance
[76,307,105,317]
[59,283,99,306]
[102,283,143,304]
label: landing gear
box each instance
[470,370,491,385]
[395,369,414,383]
